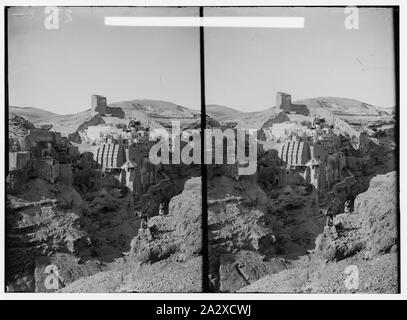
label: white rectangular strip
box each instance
[104,17,305,28]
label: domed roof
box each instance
[278,140,311,166]
[94,143,126,168]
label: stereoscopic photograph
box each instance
[5,5,399,294]
[6,6,203,293]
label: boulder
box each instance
[355,171,397,256]
[130,177,202,263]
[315,171,397,261]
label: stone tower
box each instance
[91,95,107,114]
[276,92,292,110]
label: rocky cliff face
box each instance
[208,176,291,292]
[240,171,398,293]
[315,171,397,261]
[58,177,202,293]
[6,179,92,291]
[8,114,35,148]
[356,171,397,256]
[6,177,141,292]
[130,177,202,263]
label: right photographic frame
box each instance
[203,6,399,293]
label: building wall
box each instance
[67,145,79,157]
[54,133,68,148]
[325,154,342,188]
[59,164,73,185]
[9,151,31,171]
[32,159,59,183]
[309,164,327,199]
[128,143,145,164]
[133,168,142,198]
[9,152,74,186]
[289,103,309,116]
[27,129,55,143]
[91,95,125,118]
[6,170,29,194]
[276,92,309,116]
[309,165,318,189]
[310,144,327,163]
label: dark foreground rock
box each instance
[60,177,202,293]
[241,171,398,293]
[130,177,201,263]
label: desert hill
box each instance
[9,96,395,142]
[9,106,58,121]
[207,97,394,129]
[9,99,202,137]
[206,104,244,121]
[294,97,390,116]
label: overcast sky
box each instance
[8,7,200,113]
[8,7,396,114]
[204,7,396,111]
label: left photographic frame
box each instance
[5,6,203,293]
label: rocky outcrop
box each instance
[238,171,398,293]
[130,177,202,263]
[314,224,364,261]
[261,112,290,129]
[5,178,140,291]
[356,171,397,256]
[218,251,288,292]
[239,252,398,293]
[208,176,285,291]
[60,177,203,293]
[34,253,105,292]
[169,177,202,257]
[5,179,91,291]
[315,171,397,261]
[8,114,36,149]
[77,114,106,132]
